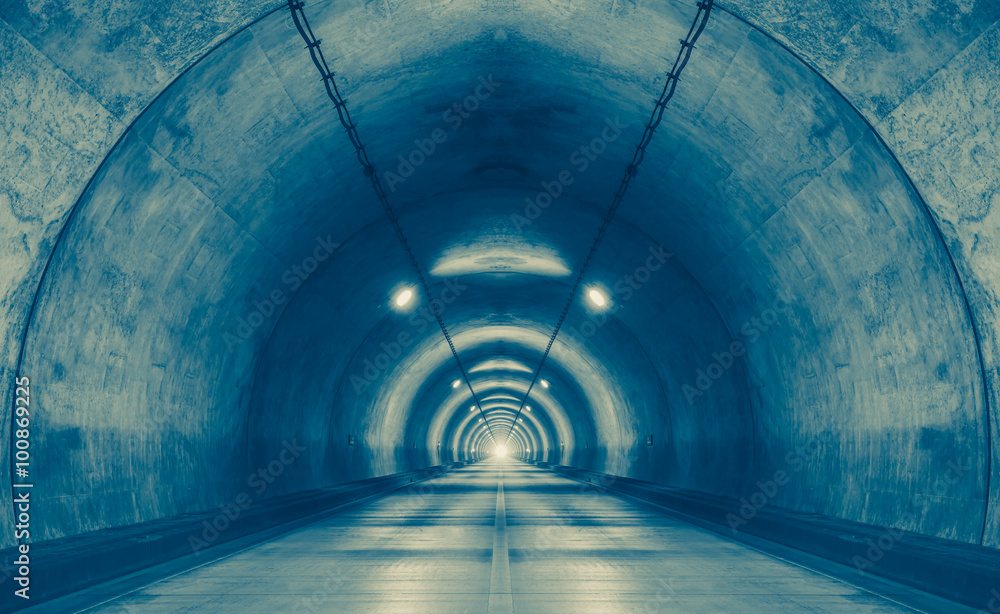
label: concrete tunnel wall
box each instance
[0,0,997,559]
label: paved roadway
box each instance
[39,459,968,613]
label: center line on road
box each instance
[488,462,514,614]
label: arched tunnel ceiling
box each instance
[1,0,998,556]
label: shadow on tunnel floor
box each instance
[543,462,998,614]
[0,462,468,613]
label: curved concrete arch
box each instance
[2,0,999,588]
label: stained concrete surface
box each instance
[29,459,975,614]
[2,0,994,554]
[1,0,999,608]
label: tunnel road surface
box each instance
[29,460,973,613]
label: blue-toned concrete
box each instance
[24,460,983,613]
[0,0,998,610]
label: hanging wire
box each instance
[501,0,715,444]
[287,0,497,443]
[288,0,714,448]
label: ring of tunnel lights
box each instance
[289,0,500,445]
[498,0,715,445]
[7,0,996,555]
[291,0,713,451]
[433,360,574,463]
[448,394,551,461]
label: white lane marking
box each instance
[488,462,514,614]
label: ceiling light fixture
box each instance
[394,288,414,307]
[587,288,607,307]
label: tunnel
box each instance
[1,0,999,611]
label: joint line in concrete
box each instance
[488,463,513,614]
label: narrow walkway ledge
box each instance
[546,463,1000,612]
[3,464,458,612]
[26,459,983,613]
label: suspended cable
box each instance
[287,0,497,443]
[502,0,715,444]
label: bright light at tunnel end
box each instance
[495,445,507,457]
